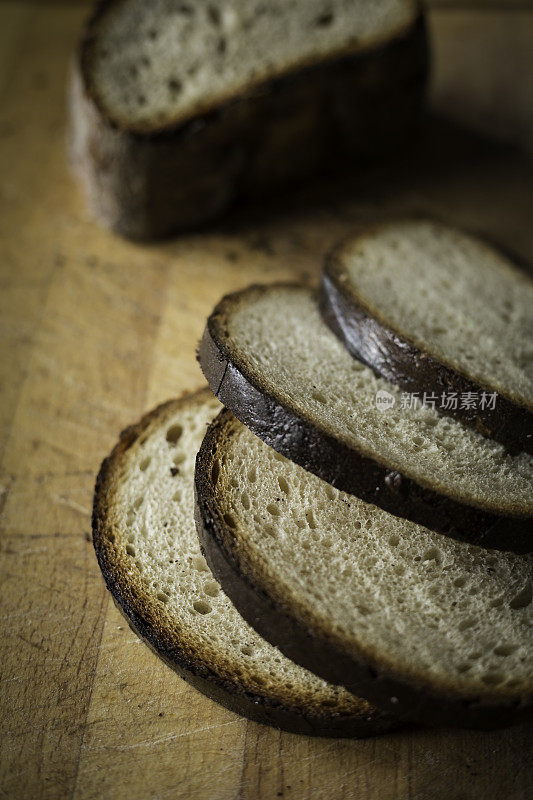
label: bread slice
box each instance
[92,389,396,737]
[70,0,427,238]
[198,284,533,553]
[321,219,533,455]
[195,409,533,728]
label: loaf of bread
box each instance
[70,0,427,238]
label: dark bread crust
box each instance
[320,228,533,455]
[70,2,428,239]
[194,409,533,729]
[197,284,532,553]
[92,390,397,737]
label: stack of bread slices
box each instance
[93,219,533,736]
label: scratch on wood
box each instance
[99,719,243,751]
[51,494,90,516]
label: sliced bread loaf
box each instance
[70,0,427,238]
[92,389,395,737]
[321,219,533,455]
[195,409,533,728]
[198,284,533,553]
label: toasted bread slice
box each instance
[321,219,533,455]
[195,409,533,728]
[70,0,427,238]
[92,389,396,737]
[198,284,533,552]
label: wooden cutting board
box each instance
[0,3,532,799]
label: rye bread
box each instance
[198,284,533,553]
[92,389,396,737]
[320,220,533,455]
[195,409,533,729]
[70,0,427,239]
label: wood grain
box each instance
[0,3,532,800]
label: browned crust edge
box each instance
[197,284,532,554]
[194,409,533,729]
[320,227,533,455]
[92,390,397,738]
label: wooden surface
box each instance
[0,3,532,799]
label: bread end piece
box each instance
[69,4,427,239]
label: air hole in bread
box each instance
[277,476,290,495]
[173,490,182,502]
[312,390,328,404]
[458,617,476,631]
[315,12,334,27]
[193,600,212,614]
[454,576,467,588]
[126,545,136,557]
[423,546,441,564]
[241,644,254,656]
[132,495,143,510]
[204,581,219,597]
[388,534,400,547]
[157,592,168,603]
[208,5,221,26]
[166,424,183,445]
[241,491,251,510]
[494,643,517,657]
[267,503,281,517]
[139,456,151,471]
[509,580,532,610]
[264,525,277,538]
[305,510,317,529]
[192,555,209,572]
[223,512,236,528]
[211,460,220,484]
[148,28,158,40]
[167,77,183,96]
[247,466,257,483]
[217,36,227,55]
